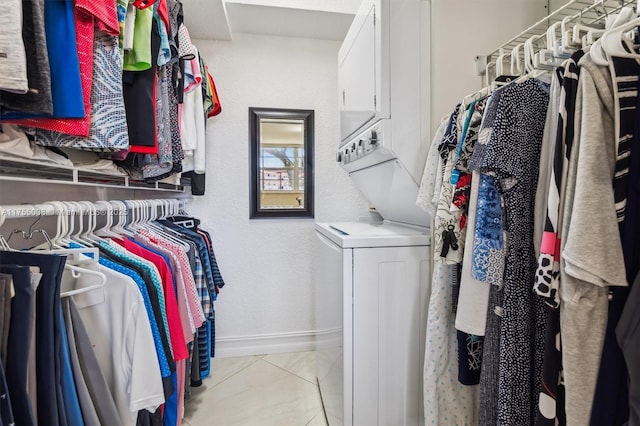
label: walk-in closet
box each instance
[0,0,638,425]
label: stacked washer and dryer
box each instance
[314,1,432,425]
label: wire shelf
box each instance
[0,155,186,193]
[484,0,637,64]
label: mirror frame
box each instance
[249,107,315,219]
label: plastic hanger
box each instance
[122,200,143,236]
[601,15,640,60]
[561,16,581,52]
[78,201,105,246]
[141,201,191,250]
[495,50,507,76]
[484,61,496,88]
[128,200,145,232]
[462,86,489,109]
[68,201,89,247]
[58,202,76,248]
[515,36,546,84]
[547,22,572,59]
[573,6,607,47]
[60,263,107,298]
[27,201,98,260]
[94,200,121,238]
[110,200,134,237]
[510,43,524,76]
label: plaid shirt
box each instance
[193,253,212,319]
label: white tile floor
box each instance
[184,351,328,426]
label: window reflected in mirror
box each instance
[249,108,314,218]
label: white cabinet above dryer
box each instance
[338,0,387,143]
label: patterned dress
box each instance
[478,78,550,426]
[424,263,479,425]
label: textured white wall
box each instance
[190,34,370,353]
[430,0,550,130]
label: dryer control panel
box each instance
[337,121,389,167]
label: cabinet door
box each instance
[339,1,377,143]
[352,246,427,426]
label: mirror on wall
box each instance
[249,107,314,219]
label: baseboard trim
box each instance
[215,330,318,358]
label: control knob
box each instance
[370,129,378,145]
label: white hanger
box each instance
[60,263,107,298]
[601,15,640,60]
[79,201,105,245]
[484,61,496,87]
[94,200,120,238]
[524,36,535,74]
[110,200,134,237]
[462,86,489,108]
[129,200,145,231]
[68,201,89,246]
[495,49,507,76]
[141,202,191,250]
[122,200,142,235]
[29,201,99,260]
[510,43,524,76]
[58,202,76,248]
[547,22,572,59]
[562,16,581,52]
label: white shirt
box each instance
[61,263,165,426]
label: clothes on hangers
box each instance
[0,200,225,426]
[32,35,130,152]
[0,0,28,94]
[421,17,640,422]
[60,261,165,425]
[0,0,51,115]
[533,49,585,426]
[5,0,120,136]
[0,0,220,195]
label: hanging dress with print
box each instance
[478,78,550,426]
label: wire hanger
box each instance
[6,211,54,250]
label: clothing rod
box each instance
[0,199,187,219]
[484,0,636,62]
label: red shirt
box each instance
[114,238,188,361]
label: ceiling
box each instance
[183,0,361,41]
